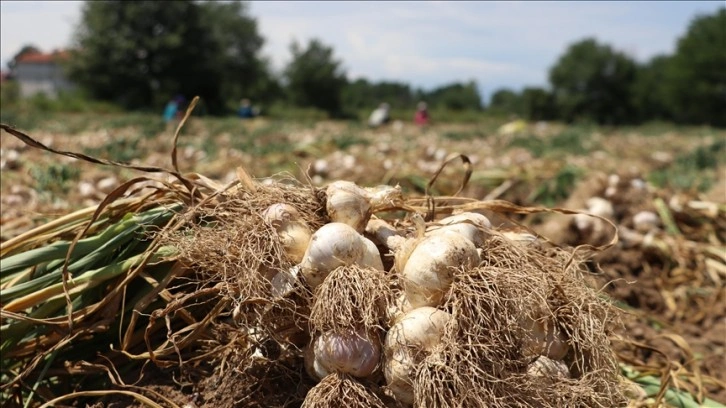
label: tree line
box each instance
[12,1,724,126]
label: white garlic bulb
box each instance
[304,341,329,381]
[360,235,385,272]
[519,314,569,360]
[300,222,368,289]
[426,212,491,247]
[366,218,407,252]
[384,307,452,405]
[527,355,571,379]
[326,181,372,233]
[384,348,416,405]
[314,330,381,378]
[401,232,479,308]
[632,210,659,233]
[263,203,312,264]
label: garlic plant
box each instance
[527,355,571,379]
[426,212,491,247]
[263,203,312,264]
[400,232,479,308]
[519,314,569,361]
[384,307,452,404]
[312,329,381,378]
[300,222,383,289]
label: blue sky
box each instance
[1,1,723,102]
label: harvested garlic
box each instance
[300,222,381,289]
[426,212,491,247]
[519,314,569,360]
[401,232,479,308]
[263,203,312,264]
[326,181,372,233]
[384,307,452,404]
[527,355,571,379]
[313,329,381,378]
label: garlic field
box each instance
[0,113,724,407]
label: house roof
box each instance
[16,50,71,64]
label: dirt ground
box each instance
[1,116,724,407]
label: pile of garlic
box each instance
[259,180,577,406]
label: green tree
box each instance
[284,38,347,116]
[67,0,267,113]
[520,87,557,121]
[663,9,726,127]
[488,88,522,115]
[632,55,673,122]
[549,38,638,124]
[426,80,483,111]
[342,79,415,112]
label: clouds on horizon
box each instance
[2,1,723,100]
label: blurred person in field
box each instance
[368,102,391,128]
[414,101,430,127]
[238,98,258,119]
[162,98,179,123]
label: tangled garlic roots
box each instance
[309,264,392,333]
[301,373,387,408]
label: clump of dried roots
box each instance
[302,373,387,408]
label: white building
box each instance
[11,50,75,98]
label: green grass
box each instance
[507,127,597,158]
[648,139,724,192]
[28,163,81,197]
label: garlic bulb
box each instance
[304,341,329,380]
[360,235,384,271]
[326,181,372,233]
[314,329,381,378]
[385,307,452,351]
[401,232,478,308]
[527,355,571,379]
[384,307,452,404]
[384,348,416,405]
[520,314,569,360]
[632,210,659,233]
[263,203,312,264]
[300,222,369,289]
[426,212,491,247]
[366,218,407,252]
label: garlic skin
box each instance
[314,330,381,378]
[326,181,372,233]
[632,210,659,233]
[384,348,416,405]
[519,314,569,360]
[366,218,407,252]
[387,292,413,326]
[385,307,452,351]
[360,235,385,271]
[384,307,452,405]
[401,232,479,308]
[527,355,571,379]
[427,212,491,247]
[300,222,368,289]
[304,341,329,381]
[263,203,312,264]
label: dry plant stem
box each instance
[301,373,387,408]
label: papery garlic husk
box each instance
[360,235,385,271]
[386,292,413,326]
[314,329,381,378]
[326,181,372,233]
[366,218,407,252]
[401,232,479,308]
[385,307,452,352]
[300,222,369,289]
[304,341,329,381]
[263,203,312,264]
[364,184,404,211]
[384,347,416,405]
[527,355,571,379]
[519,314,569,360]
[426,212,491,247]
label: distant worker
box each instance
[414,101,430,127]
[162,98,179,123]
[238,98,257,119]
[368,102,391,128]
